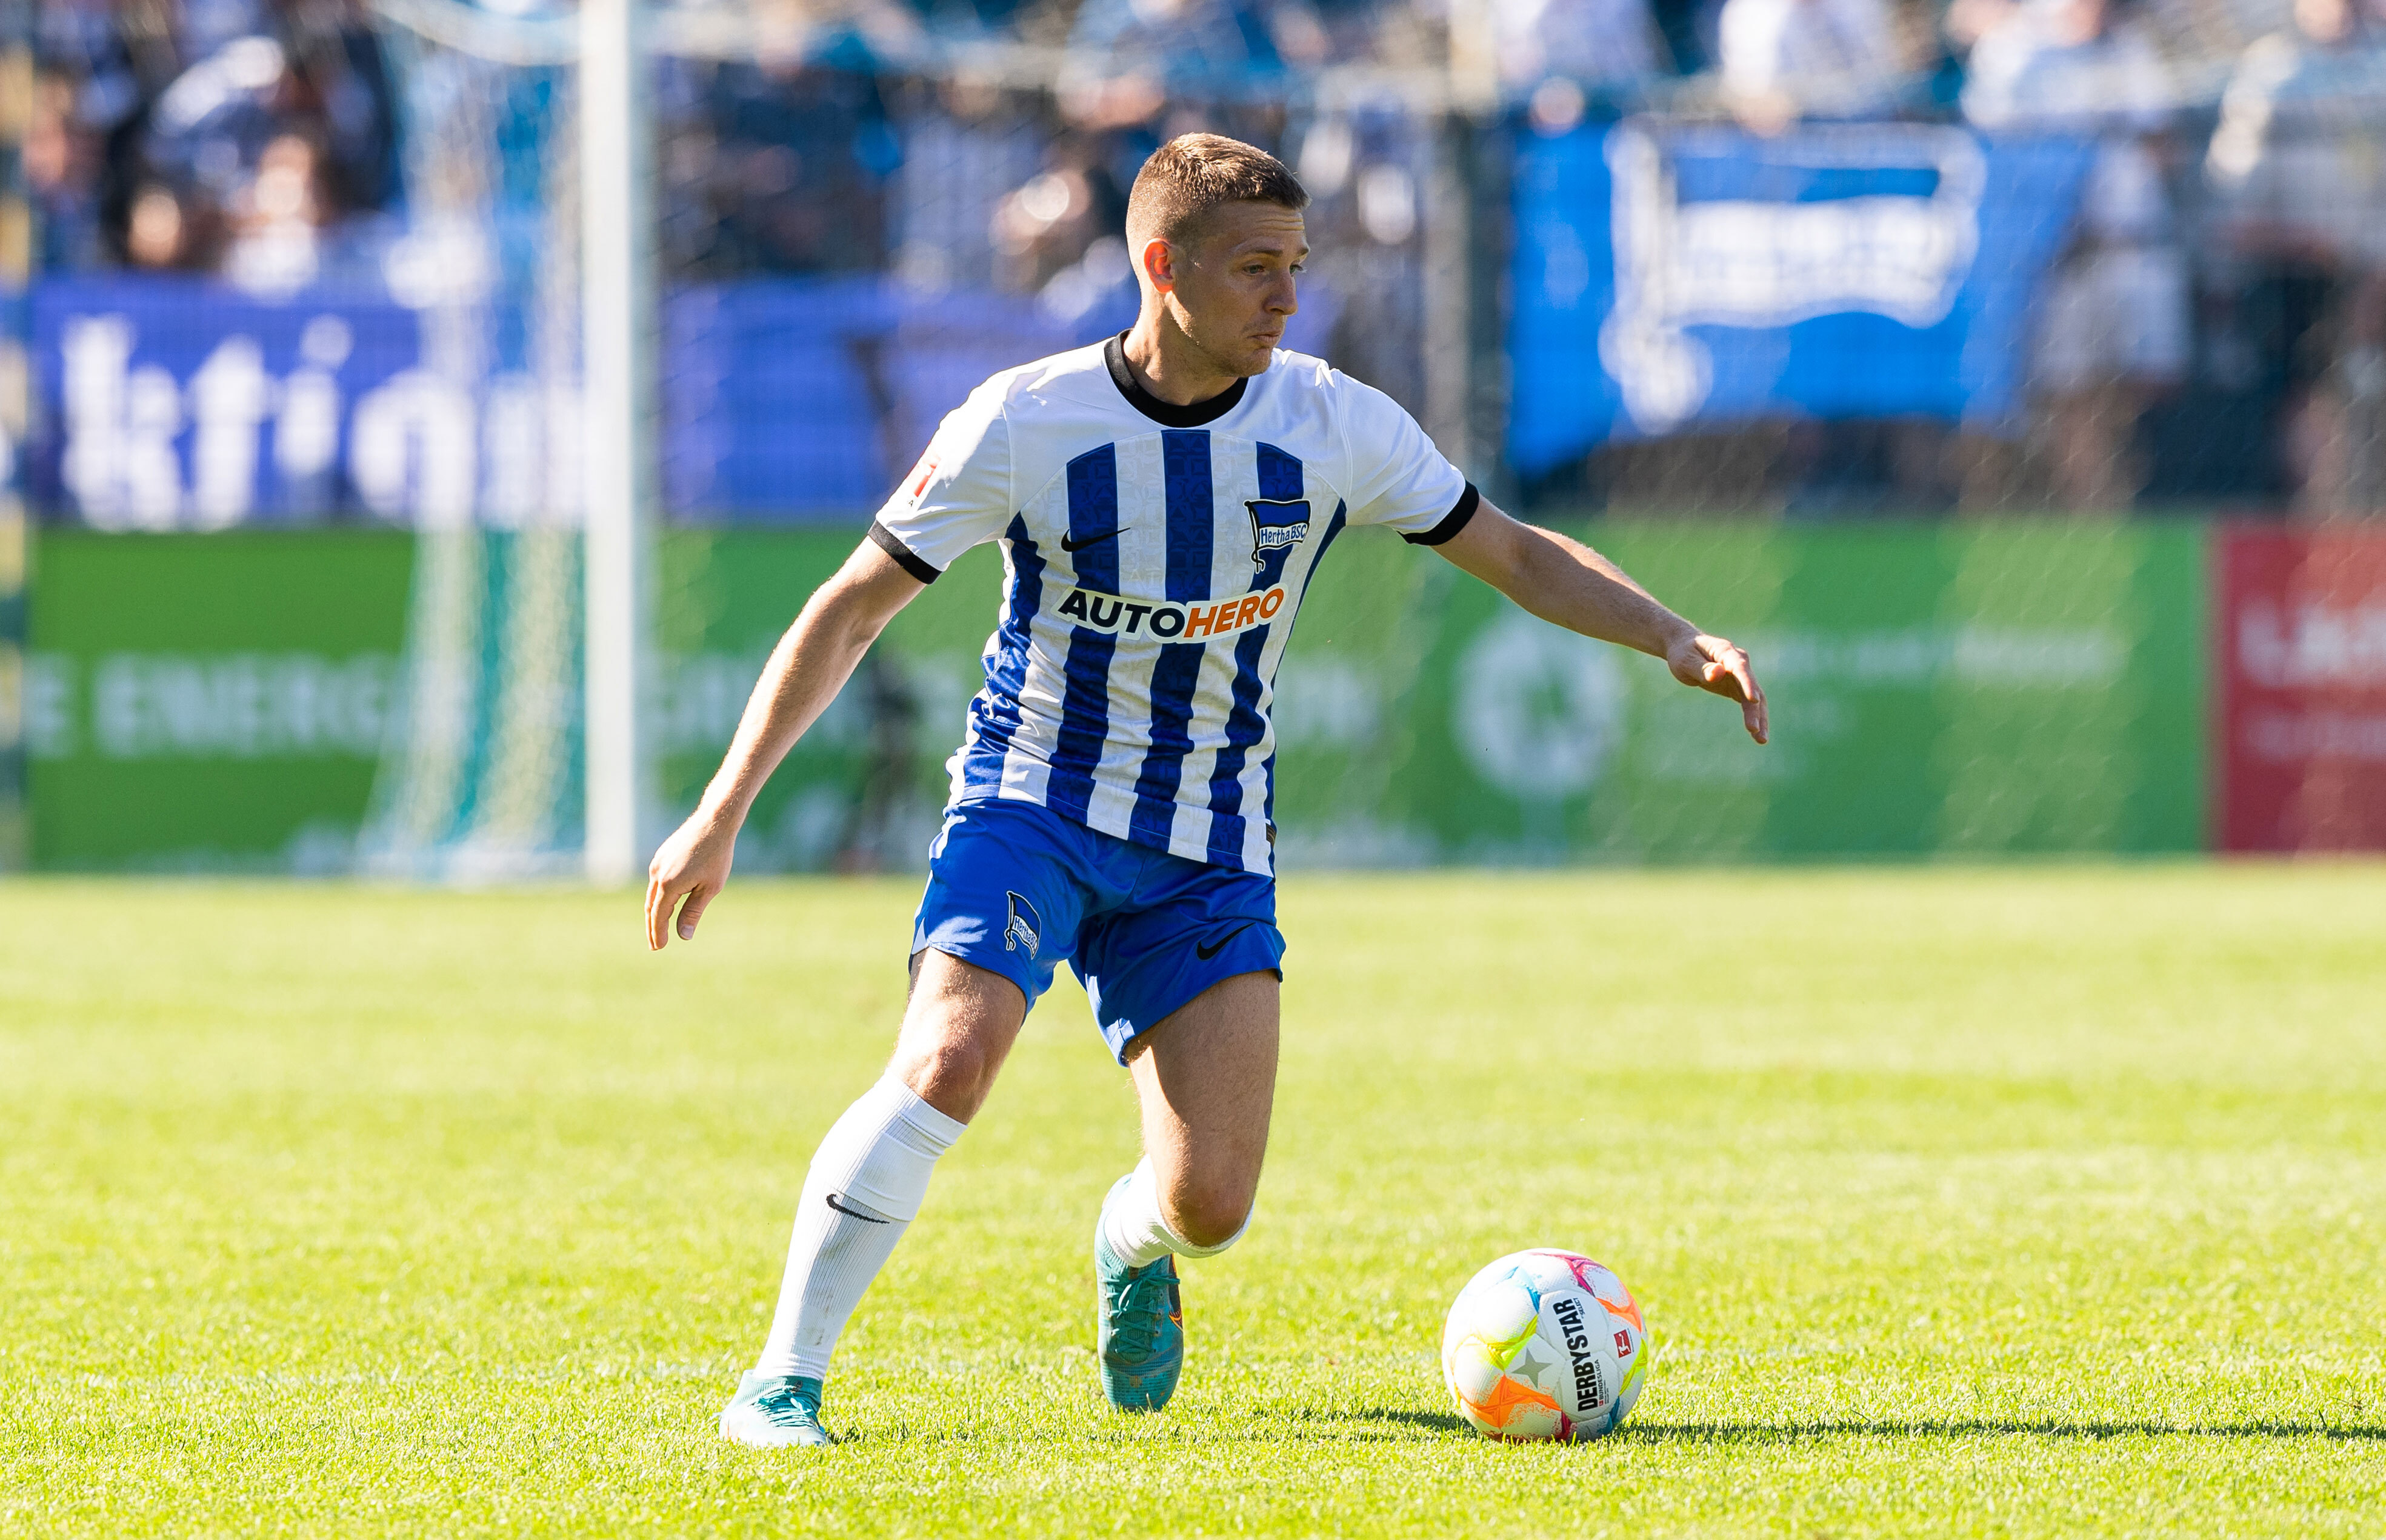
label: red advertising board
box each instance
[2215,527,2386,851]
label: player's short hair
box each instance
[1125,133,1308,250]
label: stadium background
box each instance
[0,0,2381,873]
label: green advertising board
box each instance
[24,521,2208,870]
[0,507,21,869]
[658,520,2208,868]
[27,531,416,870]
[1371,522,2207,861]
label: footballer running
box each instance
[645,133,1770,1448]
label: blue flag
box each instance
[1507,122,2097,476]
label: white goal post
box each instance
[579,0,657,886]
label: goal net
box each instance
[353,14,584,879]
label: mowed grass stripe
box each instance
[2,868,2381,1537]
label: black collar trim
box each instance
[1105,332,1248,427]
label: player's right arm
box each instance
[648,382,1013,952]
[645,544,928,950]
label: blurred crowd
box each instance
[16,0,2386,510]
[24,0,399,288]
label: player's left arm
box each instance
[1433,498,1768,745]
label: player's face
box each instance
[1170,202,1307,378]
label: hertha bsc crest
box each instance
[1245,499,1311,569]
[1003,891,1041,959]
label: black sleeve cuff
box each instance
[868,519,941,584]
[1401,483,1480,547]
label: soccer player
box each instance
[647,134,1768,1449]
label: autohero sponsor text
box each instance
[1055,584,1288,640]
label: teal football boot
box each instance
[719,1370,831,1448]
[1095,1208,1184,1413]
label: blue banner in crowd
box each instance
[29,276,430,528]
[658,278,1138,518]
[1507,122,2096,477]
[22,270,1336,527]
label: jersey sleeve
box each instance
[867,386,1012,582]
[1334,373,1478,545]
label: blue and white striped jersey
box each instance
[868,334,1477,876]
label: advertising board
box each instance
[0,507,19,868]
[1293,522,2205,862]
[24,522,2212,870]
[2214,528,2386,852]
[21,278,1336,528]
[664,522,2210,867]
[26,531,414,869]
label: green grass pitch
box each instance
[4,867,2383,1536]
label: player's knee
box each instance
[1165,1185,1254,1253]
[889,1036,996,1120]
[889,965,1024,1121]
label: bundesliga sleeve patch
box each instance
[904,450,939,502]
[1055,584,1288,640]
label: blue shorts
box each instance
[910,798,1285,1063]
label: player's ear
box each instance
[1138,235,1176,293]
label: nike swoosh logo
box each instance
[1060,526,1127,552]
[1195,921,1258,961]
[825,1192,890,1224]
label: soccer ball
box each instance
[1440,1248,1649,1441]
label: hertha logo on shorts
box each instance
[1003,891,1041,959]
[1245,499,1311,568]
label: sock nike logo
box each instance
[1060,526,1127,552]
[1195,921,1258,960]
[825,1192,890,1224]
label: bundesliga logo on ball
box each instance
[1441,1249,1649,1442]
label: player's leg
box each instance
[1110,970,1279,1256]
[1075,843,1286,1412]
[759,950,1027,1366]
[722,952,1025,1448]
[1092,970,1281,1412]
[724,799,1089,1449]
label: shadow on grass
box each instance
[1620,1419,2386,1445]
[1319,1411,2386,1445]
[788,1410,2386,1454]
[1347,1408,1470,1433]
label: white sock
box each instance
[1099,1155,1250,1268]
[753,1076,964,1381]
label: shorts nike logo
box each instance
[1060,526,1127,552]
[825,1192,890,1224]
[1195,921,1258,960]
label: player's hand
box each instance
[645,808,739,950]
[1667,633,1768,745]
